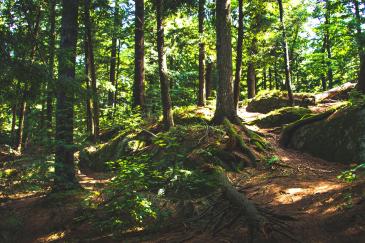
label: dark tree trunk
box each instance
[108,1,119,107]
[246,37,257,99]
[269,68,273,90]
[84,0,99,140]
[198,0,206,106]
[278,0,294,104]
[274,56,280,90]
[206,61,213,99]
[133,0,145,109]
[359,57,365,92]
[46,0,56,139]
[115,40,121,106]
[247,61,256,98]
[353,0,365,90]
[54,0,79,190]
[11,104,17,145]
[263,67,267,90]
[234,0,244,109]
[16,98,26,152]
[321,41,327,91]
[324,0,333,89]
[212,0,237,124]
[156,0,174,130]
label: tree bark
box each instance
[84,0,99,140]
[84,36,94,136]
[212,0,237,124]
[108,1,119,107]
[55,0,79,190]
[156,0,174,130]
[198,0,206,106]
[133,0,145,109]
[206,61,213,99]
[46,0,56,139]
[269,68,273,90]
[324,0,333,89]
[263,67,267,90]
[278,0,294,104]
[234,0,244,109]
[247,60,256,98]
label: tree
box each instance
[54,0,79,190]
[133,0,145,109]
[212,0,237,124]
[324,0,333,89]
[108,0,119,108]
[156,0,174,130]
[233,0,244,108]
[278,0,294,104]
[84,0,100,140]
[197,0,206,106]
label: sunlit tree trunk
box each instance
[156,0,174,130]
[84,37,94,136]
[198,0,206,106]
[324,0,333,89]
[84,0,99,140]
[212,0,237,124]
[234,0,243,109]
[55,0,79,190]
[206,61,213,99]
[278,0,294,105]
[247,59,256,98]
[134,0,145,109]
[109,0,119,107]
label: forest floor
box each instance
[1,105,364,243]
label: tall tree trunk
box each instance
[134,0,145,109]
[16,98,26,152]
[263,67,267,90]
[212,0,237,124]
[11,104,17,145]
[324,0,333,89]
[353,0,365,88]
[247,61,256,98]
[84,0,99,140]
[278,0,294,104]
[269,68,273,90]
[197,0,206,106]
[115,39,121,107]
[206,61,213,99]
[46,0,56,139]
[108,1,119,107]
[321,41,327,91]
[234,0,243,109]
[156,0,174,130]
[55,0,79,190]
[84,37,94,136]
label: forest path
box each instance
[231,106,365,242]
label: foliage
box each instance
[338,163,365,182]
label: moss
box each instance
[251,107,312,128]
[173,106,212,125]
[247,90,315,114]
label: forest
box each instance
[0,0,364,242]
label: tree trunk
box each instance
[84,37,94,136]
[234,0,244,109]
[353,0,365,91]
[115,40,121,107]
[278,0,294,105]
[11,104,17,145]
[84,0,99,140]
[156,0,174,130]
[212,0,237,124]
[247,61,256,98]
[108,1,119,107]
[133,0,145,109]
[206,61,213,99]
[16,99,26,152]
[269,68,273,90]
[198,0,206,106]
[324,0,333,89]
[55,0,79,190]
[46,0,56,139]
[263,67,267,90]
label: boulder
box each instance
[281,105,365,163]
[246,90,315,114]
[251,107,312,128]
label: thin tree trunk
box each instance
[115,39,121,107]
[55,0,79,190]
[108,1,119,107]
[46,0,56,139]
[134,0,145,109]
[84,37,94,136]
[198,0,206,106]
[247,61,256,98]
[324,0,333,89]
[11,104,16,144]
[84,0,99,140]
[263,67,267,90]
[234,0,244,109]
[269,68,273,90]
[16,98,26,152]
[278,0,294,104]
[156,0,174,130]
[212,0,237,124]
[206,61,213,99]
[353,0,365,81]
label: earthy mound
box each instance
[251,107,312,128]
[246,90,315,114]
[281,104,365,163]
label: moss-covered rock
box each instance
[246,90,315,114]
[283,105,365,163]
[251,107,312,128]
[79,131,133,171]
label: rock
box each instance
[246,90,315,114]
[0,145,20,162]
[251,107,312,128]
[79,131,133,171]
[283,105,365,163]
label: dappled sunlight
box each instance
[37,231,66,243]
